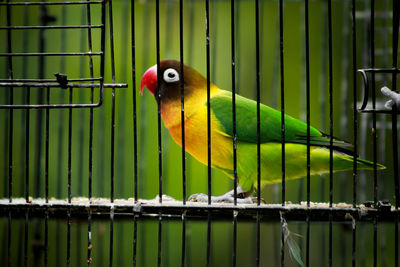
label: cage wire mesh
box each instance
[0,0,399,266]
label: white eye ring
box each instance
[163,68,180,83]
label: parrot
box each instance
[140,59,385,203]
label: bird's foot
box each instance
[188,187,261,204]
[381,86,400,109]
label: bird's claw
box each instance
[381,86,400,109]
[188,189,261,204]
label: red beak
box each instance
[140,65,157,96]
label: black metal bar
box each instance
[24,211,28,267]
[67,209,71,267]
[0,1,103,5]
[305,0,310,207]
[351,0,358,209]
[281,217,284,267]
[351,1,357,266]
[206,0,211,205]
[0,82,126,88]
[133,215,138,267]
[131,0,138,202]
[328,1,333,266]
[68,87,73,203]
[232,211,237,267]
[156,0,162,204]
[7,211,11,267]
[256,211,260,266]
[44,210,48,267]
[45,87,50,203]
[179,0,186,205]
[157,214,162,267]
[6,0,14,204]
[374,217,377,267]
[0,78,102,82]
[206,211,211,267]
[392,2,399,267]
[0,25,103,30]
[306,214,310,267]
[87,0,95,202]
[370,0,378,207]
[255,0,261,206]
[231,0,237,206]
[109,210,114,267]
[279,0,285,207]
[109,0,116,203]
[181,212,186,267]
[0,52,103,56]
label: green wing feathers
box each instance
[210,91,352,151]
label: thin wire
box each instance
[133,215,138,267]
[0,1,103,6]
[109,0,116,202]
[131,0,138,202]
[44,210,49,267]
[279,0,285,207]
[256,212,260,266]
[156,0,162,204]
[45,86,50,202]
[351,1,357,266]
[7,211,11,267]
[206,0,211,205]
[232,211,237,267]
[157,214,162,267]
[179,0,186,204]
[6,0,13,204]
[231,0,237,206]
[68,87,73,203]
[67,209,71,267]
[109,210,114,267]
[24,211,28,267]
[305,0,310,207]
[206,212,211,267]
[255,0,261,205]
[181,212,186,267]
[392,2,399,266]
[328,1,333,266]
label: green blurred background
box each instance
[0,0,398,266]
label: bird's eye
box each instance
[163,68,179,83]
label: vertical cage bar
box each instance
[157,215,162,267]
[255,0,261,205]
[67,209,71,267]
[206,212,211,267]
[44,210,48,267]
[130,0,138,202]
[327,1,333,266]
[280,218,285,267]
[133,216,138,267]
[352,218,356,267]
[256,212,260,267]
[24,211,28,267]
[87,0,95,202]
[304,0,310,205]
[370,2,377,266]
[87,210,92,267]
[279,0,285,207]
[231,0,237,206]
[370,0,378,206]
[45,87,50,202]
[68,87,73,203]
[232,211,237,267]
[181,212,186,267]
[25,87,30,203]
[109,0,116,202]
[205,0,211,205]
[7,211,11,267]
[392,1,399,266]
[179,0,186,204]
[109,210,114,267]
[156,0,163,204]
[6,0,13,203]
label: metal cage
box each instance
[0,0,399,266]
